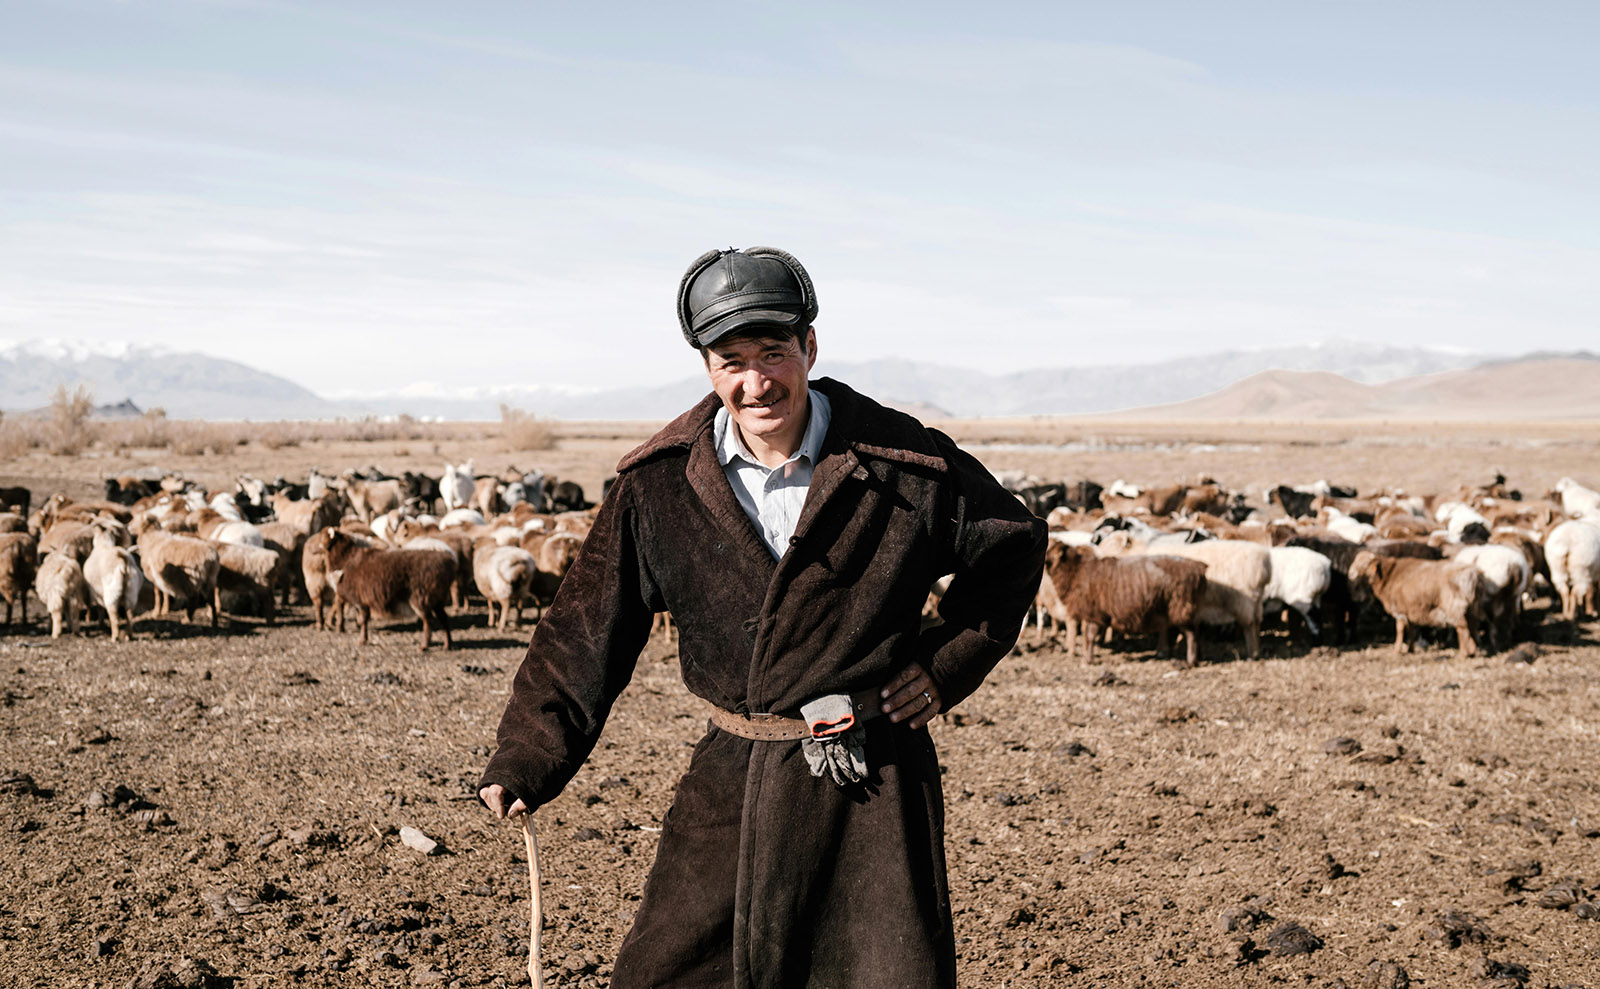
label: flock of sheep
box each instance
[2,465,1599,667]
[0,463,596,649]
[1017,473,1600,665]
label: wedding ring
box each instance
[921,690,932,704]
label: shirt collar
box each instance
[714,387,832,469]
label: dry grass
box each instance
[499,404,557,452]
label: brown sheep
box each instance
[1043,542,1208,665]
[1348,551,1487,657]
[132,516,220,625]
[0,532,38,626]
[257,521,306,606]
[0,485,31,517]
[270,492,344,536]
[324,530,454,650]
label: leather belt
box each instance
[709,687,885,741]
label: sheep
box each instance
[439,507,485,529]
[302,527,368,630]
[83,529,143,641]
[441,461,475,513]
[1348,551,1487,657]
[269,492,344,537]
[346,477,405,523]
[1451,544,1529,651]
[0,485,33,516]
[132,516,220,625]
[0,512,25,534]
[323,530,454,650]
[1545,520,1600,621]
[0,532,38,626]
[1134,538,1270,658]
[1553,477,1600,519]
[473,545,536,630]
[1264,546,1333,643]
[472,476,502,520]
[1043,542,1207,665]
[38,519,98,564]
[406,530,474,608]
[35,551,89,638]
[188,507,264,547]
[1323,507,1376,545]
[256,522,306,606]
[213,542,285,623]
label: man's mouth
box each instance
[743,396,782,410]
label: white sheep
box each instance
[1545,520,1600,621]
[441,461,475,514]
[439,508,486,530]
[84,529,144,641]
[1553,477,1600,519]
[35,551,89,638]
[1136,538,1271,658]
[474,545,537,630]
[1264,546,1333,641]
[1452,544,1529,650]
[1323,507,1376,544]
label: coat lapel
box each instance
[684,426,777,572]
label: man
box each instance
[479,246,1046,987]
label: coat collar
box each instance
[616,377,949,476]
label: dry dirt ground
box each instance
[3,419,1600,988]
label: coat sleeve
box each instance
[919,432,1047,710]
[478,472,660,810]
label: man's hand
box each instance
[479,784,528,819]
[879,662,942,729]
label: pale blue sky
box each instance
[2,0,1596,398]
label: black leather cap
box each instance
[677,246,819,348]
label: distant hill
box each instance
[1123,356,1600,420]
[7,338,1590,420]
[322,341,1493,420]
[0,340,342,420]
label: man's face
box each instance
[704,328,818,455]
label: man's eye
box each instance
[763,352,785,364]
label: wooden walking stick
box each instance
[521,814,544,988]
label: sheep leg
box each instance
[109,605,121,643]
[1083,621,1098,664]
[1184,627,1199,667]
[211,585,220,627]
[313,592,326,631]
[1065,617,1077,660]
[50,611,62,639]
[1393,617,1409,654]
[1243,621,1261,660]
[358,606,370,645]
[436,604,452,650]
[335,594,346,633]
[264,588,276,626]
[1297,605,1321,642]
[1155,619,1171,660]
[419,597,433,651]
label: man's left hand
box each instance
[880,662,942,729]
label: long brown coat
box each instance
[481,378,1046,988]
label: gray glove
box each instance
[800,694,869,786]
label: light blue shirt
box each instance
[714,389,832,560]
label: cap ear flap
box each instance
[744,246,819,327]
[677,248,726,348]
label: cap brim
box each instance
[693,307,807,348]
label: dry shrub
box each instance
[257,423,303,450]
[500,404,556,452]
[99,408,173,452]
[0,411,34,460]
[167,421,248,457]
[45,385,95,456]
